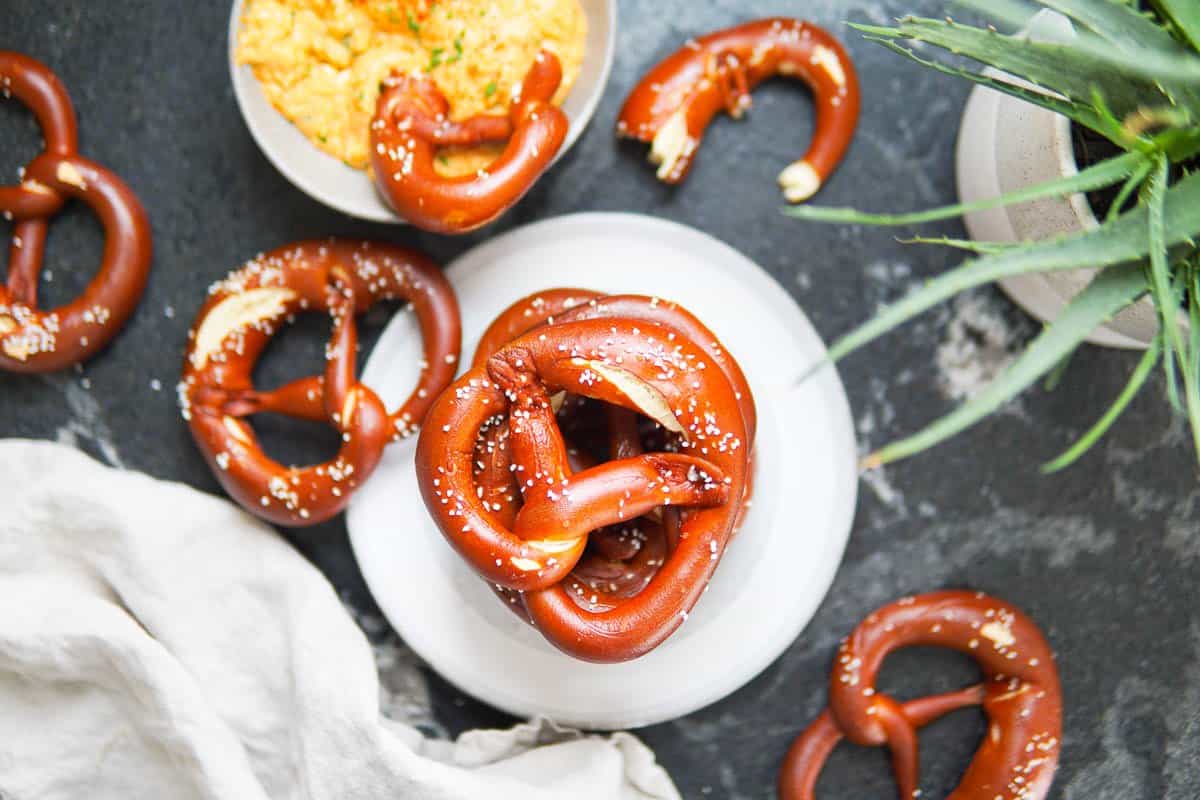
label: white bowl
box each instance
[227,0,617,223]
[346,213,859,729]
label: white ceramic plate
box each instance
[228,0,617,223]
[347,213,858,729]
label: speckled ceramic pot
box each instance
[954,12,1164,350]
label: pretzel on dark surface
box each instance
[618,18,860,203]
[779,590,1062,800]
[0,51,152,372]
[180,239,460,526]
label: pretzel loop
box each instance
[181,240,461,526]
[1,52,152,373]
[370,50,570,233]
[617,18,860,203]
[779,591,1063,800]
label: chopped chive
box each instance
[426,47,444,70]
[437,153,449,165]
[484,80,497,99]
[448,36,464,63]
[407,10,420,37]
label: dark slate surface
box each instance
[3,2,1198,798]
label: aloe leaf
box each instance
[861,36,1111,133]
[785,150,1146,227]
[852,18,1198,117]
[1145,155,1187,411]
[827,169,1200,364]
[1106,159,1155,223]
[862,262,1148,467]
[900,236,1017,255]
[1041,334,1162,472]
[957,0,1188,54]
[1187,260,1200,465]
[1151,0,1200,51]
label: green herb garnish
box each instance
[426,47,444,70]
[484,80,497,99]
[448,36,464,64]
[406,10,420,37]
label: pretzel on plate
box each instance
[371,50,569,234]
[617,18,860,203]
[417,290,755,661]
[779,590,1062,800]
[0,51,152,372]
[180,239,460,526]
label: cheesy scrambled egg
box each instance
[237,0,586,176]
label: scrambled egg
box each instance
[237,0,586,176]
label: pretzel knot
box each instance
[779,591,1063,800]
[370,50,569,234]
[0,51,152,372]
[617,18,860,203]
[180,240,461,526]
[417,290,755,662]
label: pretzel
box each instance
[416,315,751,662]
[0,51,152,372]
[180,239,461,526]
[469,289,757,619]
[617,18,860,203]
[370,50,569,234]
[779,591,1062,800]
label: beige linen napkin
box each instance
[0,440,679,800]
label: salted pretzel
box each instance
[468,289,758,621]
[416,313,752,662]
[370,50,569,234]
[779,591,1062,800]
[0,51,152,372]
[617,18,860,203]
[180,239,460,526]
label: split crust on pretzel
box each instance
[617,18,860,203]
[180,239,460,526]
[0,51,152,372]
[779,590,1062,800]
[416,316,751,662]
[370,50,569,234]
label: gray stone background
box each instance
[2,1,1198,797]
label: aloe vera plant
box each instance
[791,0,1200,470]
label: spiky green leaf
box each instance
[1041,334,1162,472]
[1150,0,1200,51]
[826,170,1200,365]
[863,261,1148,467]
[785,150,1146,227]
[957,0,1188,54]
[852,17,1199,118]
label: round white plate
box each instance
[347,213,858,729]
[228,0,617,223]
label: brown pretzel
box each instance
[469,290,758,620]
[617,18,860,203]
[416,314,752,662]
[0,51,152,372]
[370,50,569,234]
[180,239,461,526]
[779,591,1062,800]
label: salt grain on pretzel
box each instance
[779,590,1062,800]
[370,50,569,234]
[180,239,460,526]
[617,18,860,203]
[0,51,152,372]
